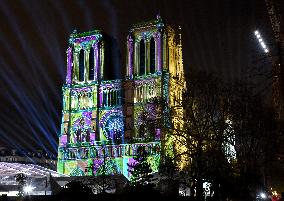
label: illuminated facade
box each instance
[57,16,186,178]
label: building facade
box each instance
[57,16,186,178]
[0,147,57,170]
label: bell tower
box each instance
[124,16,186,155]
[58,30,126,176]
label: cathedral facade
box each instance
[57,16,186,179]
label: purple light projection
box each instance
[73,87,92,93]
[156,32,162,72]
[127,35,134,78]
[82,111,92,126]
[155,128,161,140]
[93,42,99,81]
[66,47,72,84]
[74,35,98,43]
[60,135,67,147]
[99,89,103,107]
[93,159,104,175]
[127,157,138,178]
[90,132,96,145]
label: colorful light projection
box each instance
[58,27,162,178]
[58,16,186,179]
[58,142,160,178]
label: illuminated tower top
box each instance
[66,30,103,85]
[66,29,120,86]
[126,15,165,79]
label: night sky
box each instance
[0,0,278,154]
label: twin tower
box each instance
[57,16,186,178]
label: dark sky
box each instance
[0,0,276,154]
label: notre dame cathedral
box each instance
[57,16,186,179]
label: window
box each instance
[103,91,108,107]
[89,47,94,80]
[139,39,145,76]
[79,49,85,81]
[150,37,155,73]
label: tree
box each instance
[229,81,279,200]
[166,71,235,200]
[158,156,179,196]
[127,146,154,186]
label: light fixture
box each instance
[23,185,35,195]
[260,192,267,199]
[254,30,269,53]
